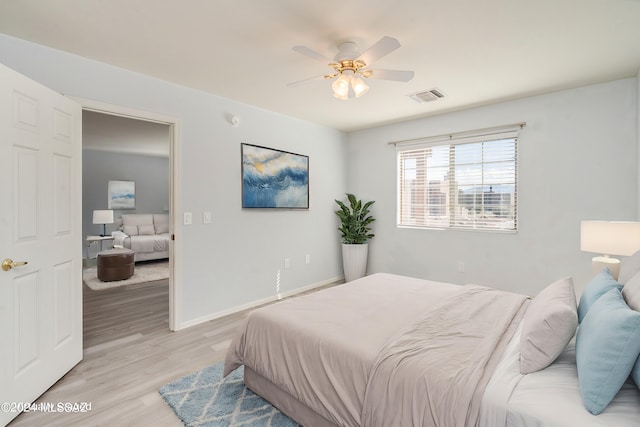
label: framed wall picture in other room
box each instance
[108,180,135,209]
[241,143,309,209]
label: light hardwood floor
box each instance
[9,279,247,427]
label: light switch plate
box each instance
[203,211,211,224]
[184,212,192,225]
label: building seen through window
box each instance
[398,135,517,231]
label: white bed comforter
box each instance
[225,273,529,427]
[129,233,169,253]
[361,285,528,427]
[112,231,169,253]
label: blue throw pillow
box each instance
[633,357,640,391]
[577,268,623,323]
[575,288,640,414]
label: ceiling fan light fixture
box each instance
[351,77,369,98]
[290,36,414,100]
[332,73,351,99]
[333,91,349,100]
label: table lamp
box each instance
[93,209,114,237]
[580,220,640,280]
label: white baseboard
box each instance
[178,275,344,330]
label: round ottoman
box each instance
[97,248,135,282]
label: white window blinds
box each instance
[395,125,522,231]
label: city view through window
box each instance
[398,137,517,231]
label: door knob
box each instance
[2,259,28,272]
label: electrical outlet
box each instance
[284,258,291,269]
[458,261,465,273]
[184,212,192,225]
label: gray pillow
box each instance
[155,223,169,234]
[622,272,640,312]
[618,250,640,284]
[520,277,578,374]
[138,224,155,235]
[123,225,138,236]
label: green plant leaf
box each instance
[334,193,376,244]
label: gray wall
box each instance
[0,34,347,327]
[82,150,170,238]
[346,78,638,297]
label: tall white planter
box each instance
[342,243,369,282]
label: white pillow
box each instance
[123,225,138,236]
[622,272,640,312]
[618,250,640,284]
[155,223,169,234]
[138,224,155,235]
[520,277,578,374]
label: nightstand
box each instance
[86,235,115,258]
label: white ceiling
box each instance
[1,0,640,132]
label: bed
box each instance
[111,214,170,262]
[224,272,640,427]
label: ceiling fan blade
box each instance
[287,74,327,88]
[292,45,331,63]
[356,36,401,66]
[365,69,415,82]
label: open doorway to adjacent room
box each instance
[79,101,181,346]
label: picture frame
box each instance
[241,143,309,209]
[108,180,135,209]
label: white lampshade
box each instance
[580,220,640,279]
[92,209,114,225]
[580,220,640,256]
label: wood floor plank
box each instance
[8,276,338,426]
[8,280,240,426]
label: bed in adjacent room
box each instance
[224,272,640,427]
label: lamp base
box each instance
[592,256,620,280]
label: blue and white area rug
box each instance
[159,362,299,426]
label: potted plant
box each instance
[335,193,375,282]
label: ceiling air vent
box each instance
[409,88,445,103]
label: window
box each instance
[396,126,520,231]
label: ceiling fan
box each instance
[288,36,414,100]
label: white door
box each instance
[0,63,82,426]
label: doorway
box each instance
[78,98,182,331]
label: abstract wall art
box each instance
[108,180,135,209]
[241,143,309,209]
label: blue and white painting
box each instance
[242,144,309,209]
[108,180,135,209]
